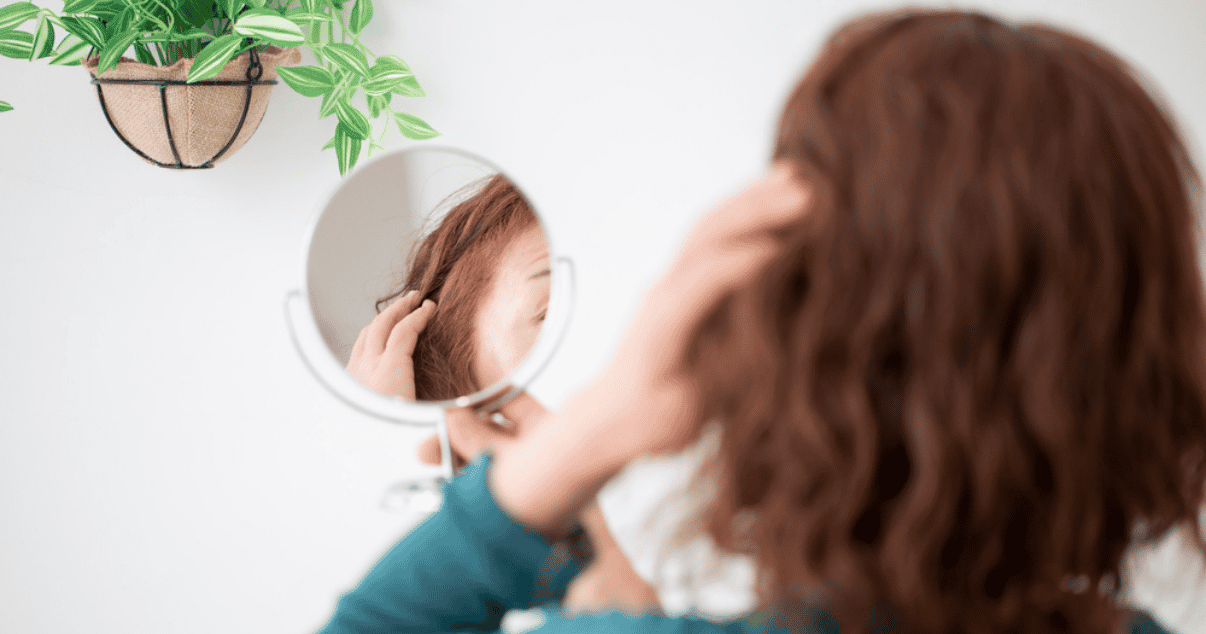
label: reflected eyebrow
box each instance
[527,269,551,281]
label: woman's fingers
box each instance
[415,413,512,468]
[446,407,518,462]
[345,291,431,399]
[686,162,810,251]
[350,324,369,361]
[592,167,811,456]
[492,392,549,434]
[665,167,810,340]
[416,429,475,470]
[365,290,422,354]
[386,299,436,357]
[670,237,782,315]
[415,393,549,467]
[417,433,441,466]
[630,235,781,361]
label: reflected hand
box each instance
[346,290,437,400]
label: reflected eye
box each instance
[534,309,547,324]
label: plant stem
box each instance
[325,0,346,44]
[148,0,174,37]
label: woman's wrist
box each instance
[489,383,636,536]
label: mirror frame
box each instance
[284,145,575,426]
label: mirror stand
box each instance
[379,410,454,514]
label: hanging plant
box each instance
[0,0,439,173]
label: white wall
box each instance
[1,1,1203,633]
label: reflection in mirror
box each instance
[306,147,550,404]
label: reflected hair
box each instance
[687,9,1206,634]
[378,174,538,400]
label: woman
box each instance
[322,9,1205,634]
[343,173,660,613]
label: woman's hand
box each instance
[416,392,549,469]
[596,162,811,456]
[417,395,663,615]
[345,290,437,400]
[491,164,811,535]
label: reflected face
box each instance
[473,226,551,387]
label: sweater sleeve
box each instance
[315,454,752,634]
[316,455,585,634]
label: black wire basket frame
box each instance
[89,44,278,169]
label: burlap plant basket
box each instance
[84,46,301,168]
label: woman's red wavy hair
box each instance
[688,10,1206,634]
[377,174,538,400]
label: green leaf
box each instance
[219,0,246,20]
[300,0,320,11]
[371,58,422,96]
[318,89,340,118]
[48,32,88,65]
[334,123,362,175]
[58,16,106,50]
[96,29,139,74]
[321,135,336,150]
[136,32,172,43]
[237,6,281,18]
[286,10,330,23]
[186,34,243,83]
[177,28,212,41]
[391,74,422,97]
[277,64,335,97]
[366,91,389,118]
[0,30,33,59]
[0,3,38,32]
[322,42,368,77]
[141,28,210,43]
[335,99,371,140]
[247,0,266,7]
[373,54,412,72]
[134,41,154,65]
[30,15,53,60]
[362,61,413,96]
[348,0,372,35]
[87,4,119,22]
[0,100,12,112]
[394,112,438,140]
[62,0,101,13]
[178,0,218,28]
[234,12,303,47]
[105,7,131,40]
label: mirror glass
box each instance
[305,147,552,404]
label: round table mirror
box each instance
[285,146,575,510]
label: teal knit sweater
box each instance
[316,456,1176,634]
